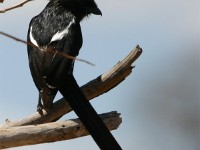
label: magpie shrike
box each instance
[27,0,122,149]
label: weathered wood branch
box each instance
[0,46,142,149]
[0,111,121,149]
[0,45,142,128]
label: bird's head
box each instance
[52,0,102,20]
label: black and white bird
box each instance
[27,0,122,149]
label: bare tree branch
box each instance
[0,111,122,149]
[0,46,142,128]
[0,0,32,13]
[0,45,141,148]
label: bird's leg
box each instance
[37,91,43,113]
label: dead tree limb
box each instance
[0,45,142,128]
[0,111,121,149]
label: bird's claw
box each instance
[37,103,44,115]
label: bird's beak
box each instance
[91,7,102,16]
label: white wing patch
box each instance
[50,18,75,43]
[29,26,39,47]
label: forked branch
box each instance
[0,46,142,149]
[0,45,142,128]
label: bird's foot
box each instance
[37,103,44,115]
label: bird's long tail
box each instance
[58,75,122,150]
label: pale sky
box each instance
[0,0,199,150]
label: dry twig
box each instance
[0,0,32,13]
[0,31,94,66]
